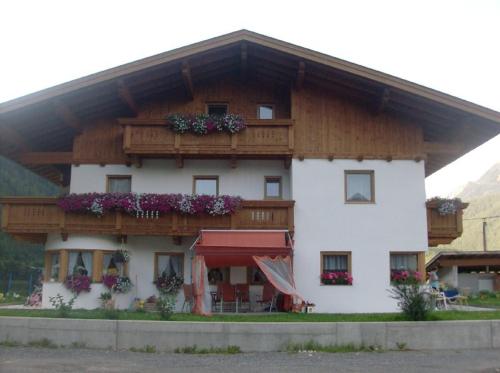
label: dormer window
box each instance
[207,103,228,116]
[257,104,274,120]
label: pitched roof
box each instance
[1,29,499,183]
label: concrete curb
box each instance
[0,317,499,352]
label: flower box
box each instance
[320,271,353,285]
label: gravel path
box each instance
[1,347,500,373]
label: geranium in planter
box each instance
[64,275,91,294]
[102,274,133,294]
[320,271,353,285]
[166,113,246,135]
[155,274,184,295]
[390,270,422,285]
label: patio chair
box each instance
[235,284,250,312]
[181,284,194,312]
[256,282,278,313]
[216,283,237,313]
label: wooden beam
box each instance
[19,152,73,165]
[181,61,194,100]
[240,42,248,81]
[376,87,391,114]
[424,141,464,155]
[53,99,81,132]
[117,79,138,114]
[296,61,305,89]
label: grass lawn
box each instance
[0,309,499,322]
[468,297,500,309]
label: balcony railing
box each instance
[0,197,294,240]
[118,118,294,158]
[427,201,468,246]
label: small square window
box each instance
[345,171,374,203]
[107,176,131,193]
[320,252,352,285]
[265,176,282,199]
[257,105,274,120]
[207,103,228,116]
[390,253,418,272]
[194,176,219,195]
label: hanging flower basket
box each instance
[166,113,246,135]
[320,271,353,285]
[64,275,91,294]
[58,193,243,218]
[112,249,130,263]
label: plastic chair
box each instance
[257,282,277,313]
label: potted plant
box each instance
[320,271,353,285]
[99,292,114,310]
[144,295,157,312]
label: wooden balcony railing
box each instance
[118,118,294,159]
[0,197,294,241]
[427,201,468,247]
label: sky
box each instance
[1,0,499,197]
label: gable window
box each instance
[68,251,93,277]
[345,170,374,203]
[320,251,352,285]
[264,176,282,199]
[194,176,219,195]
[155,253,184,280]
[207,103,228,116]
[257,104,274,120]
[107,175,131,193]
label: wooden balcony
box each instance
[0,197,294,242]
[119,118,294,161]
[427,201,469,247]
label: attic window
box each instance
[207,103,228,116]
[257,105,274,119]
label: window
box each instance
[155,253,184,280]
[102,252,126,277]
[208,267,230,285]
[345,170,374,203]
[49,252,60,281]
[320,251,352,285]
[68,251,93,277]
[193,176,219,195]
[248,266,268,285]
[390,253,418,272]
[207,103,228,116]
[264,176,282,199]
[107,175,131,193]
[257,104,274,119]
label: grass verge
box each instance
[174,345,241,354]
[0,309,499,322]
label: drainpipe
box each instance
[482,220,488,252]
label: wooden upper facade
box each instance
[0,30,499,185]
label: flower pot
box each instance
[104,299,115,310]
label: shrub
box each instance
[156,294,176,320]
[48,294,76,318]
[389,282,431,321]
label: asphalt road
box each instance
[1,347,500,373]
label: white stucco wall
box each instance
[291,159,428,313]
[42,234,197,310]
[70,159,290,199]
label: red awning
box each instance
[195,230,292,267]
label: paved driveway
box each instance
[1,347,500,373]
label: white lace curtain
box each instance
[68,251,92,276]
[346,173,371,201]
[323,255,348,272]
[390,254,417,271]
[158,255,183,277]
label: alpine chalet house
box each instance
[1,31,499,313]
